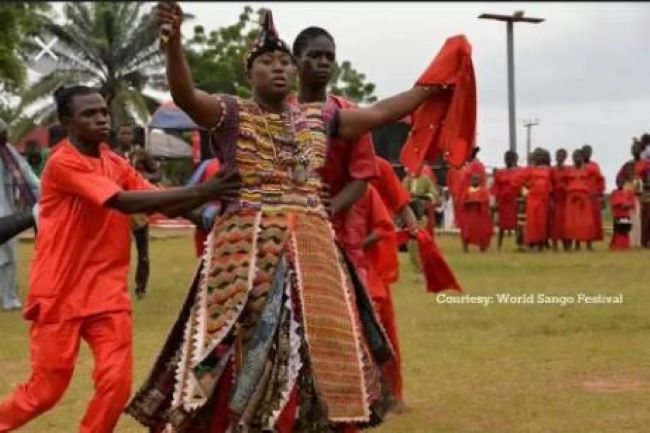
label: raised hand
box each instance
[154,1,183,46]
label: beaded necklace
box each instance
[255,103,313,186]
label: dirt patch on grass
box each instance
[580,375,647,392]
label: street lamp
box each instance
[523,118,540,162]
[478,11,544,156]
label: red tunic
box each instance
[514,166,552,244]
[460,186,493,248]
[452,159,486,229]
[584,160,605,241]
[370,156,411,217]
[370,156,412,284]
[609,188,635,250]
[320,95,379,255]
[549,165,570,240]
[491,167,521,230]
[339,185,394,287]
[287,93,379,255]
[564,166,594,241]
[345,186,403,398]
[26,140,155,323]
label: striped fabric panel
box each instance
[291,214,369,422]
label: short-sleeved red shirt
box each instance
[370,156,411,216]
[320,95,378,198]
[25,139,155,323]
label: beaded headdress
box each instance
[244,9,294,71]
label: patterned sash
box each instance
[0,143,37,206]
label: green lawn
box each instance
[1,233,649,433]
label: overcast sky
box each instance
[48,2,650,188]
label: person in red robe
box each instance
[550,148,571,251]
[609,177,636,250]
[491,150,521,250]
[452,147,486,231]
[582,144,605,249]
[616,139,650,248]
[564,149,595,250]
[293,28,399,418]
[460,147,487,188]
[636,135,650,248]
[343,184,405,412]
[371,156,418,234]
[514,149,552,251]
[460,173,492,251]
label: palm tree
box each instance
[17,2,167,129]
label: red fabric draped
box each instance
[513,166,552,244]
[564,166,594,241]
[400,35,476,173]
[549,166,569,240]
[396,228,462,293]
[459,186,492,249]
[491,167,521,230]
[584,161,605,241]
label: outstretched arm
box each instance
[156,1,223,129]
[337,85,450,141]
[106,171,239,216]
[0,212,35,244]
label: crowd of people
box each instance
[0,2,646,433]
[401,137,650,254]
[0,4,461,432]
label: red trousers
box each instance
[0,311,132,433]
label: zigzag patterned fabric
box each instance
[126,95,393,432]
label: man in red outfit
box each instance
[292,27,382,424]
[582,144,605,250]
[292,27,379,264]
[454,147,486,230]
[0,86,239,433]
[564,149,595,251]
[549,148,570,251]
[342,184,405,409]
[491,150,521,250]
[460,172,492,252]
[514,149,552,251]
[609,177,636,250]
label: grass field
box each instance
[1,233,649,433]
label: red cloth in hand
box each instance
[400,35,477,173]
[397,228,462,293]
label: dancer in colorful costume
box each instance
[127,4,456,432]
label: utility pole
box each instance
[523,118,539,162]
[478,11,544,155]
